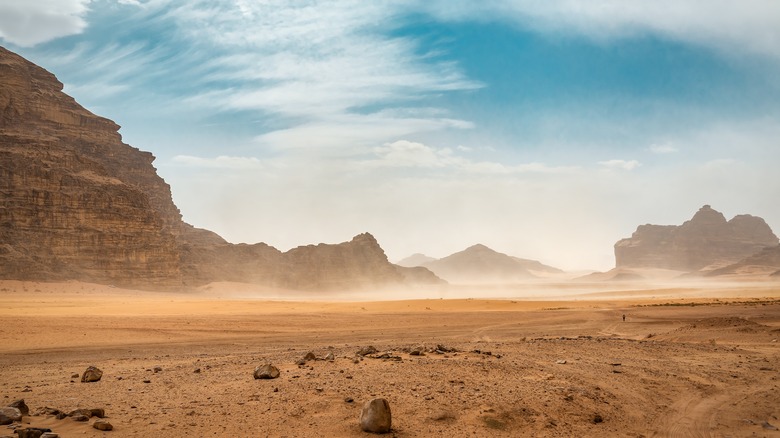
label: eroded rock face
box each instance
[0,46,184,288]
[615,205,778,271]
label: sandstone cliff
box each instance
[614,205,778,272]
[0,46,182,287]
[0,46,439,291]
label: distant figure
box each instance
[622,314,626,322]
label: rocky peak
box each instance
[687,205,727,227]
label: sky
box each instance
[2,0,780,271]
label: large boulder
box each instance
[359,398,392,434]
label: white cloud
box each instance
[422,0,780,61]
[0,0,91,47]
[599,159,641,170]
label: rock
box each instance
[193,368,201,373]
[8,400,28,416]
[0,407,22,425]
[592,413,604,424]
[71,374,79,379]
[615,205,778,272]
[68,408,104,419]
[93,419,113,431]
[556,360,567,364]
[153,366,163,373]
[71,414,89,422]
[324,351,335,361]
[40,433,59,438]
[253,364,280,380]
[14,428,52,438]
[357,346,378,356]
[359,398,392,434]
[81,366,103,383]
[303,352,316,361]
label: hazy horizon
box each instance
[2,1,779,271]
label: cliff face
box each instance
[0,46,438,291]
[615,205,779,272]
[0,46,183,287]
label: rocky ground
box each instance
[1,281,779,437]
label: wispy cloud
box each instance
[422,0,780,61]
[649,143,679,154]
[172,155,264,170]
[599,159,641,170]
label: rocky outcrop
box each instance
[0,46,440,291]
[615,205,778,272]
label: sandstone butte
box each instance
[0,46,441,291]
[614,204,779,272]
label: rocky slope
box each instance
[706,245,780,277]
[614,205,778,272]
[0,46,438,290]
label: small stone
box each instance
[592,413,604,424]
[356,346,377,356]
[303,352,316,361]
[253,364,280,380]
[344,397,354,403]
[71,414,89,422]
[763,421,779,431]
[8,400,29,416]
[324,351,335,361]
[81,366,103,383]
[556,360,567,365]
[153,366,163,373]
[0,407,22,425]
[193,368,201,374]
[360,398,392,434]
[41,433,59,438]
[93,419,113,431]
[143,380,151,384]
[71,374,79,379]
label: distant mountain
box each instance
[396,253,437,268]
[615,205,778,272]
[509,257,565,275]
[418,244,561,284]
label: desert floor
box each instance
[1,280,779,437]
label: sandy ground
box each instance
[1,280,779,437]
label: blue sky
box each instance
[2,0,780,270]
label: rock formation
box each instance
[614,205,778,272]
[0,46,184,288]
[0,46,440,291]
